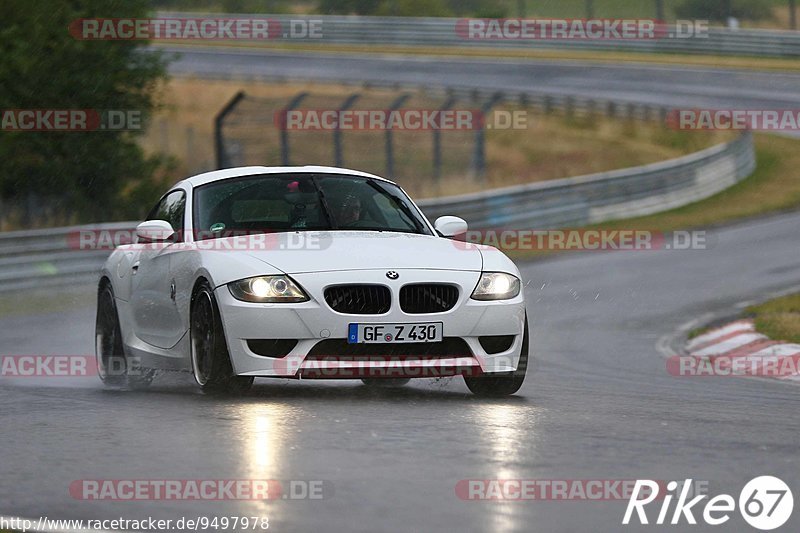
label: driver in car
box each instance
[331,193,361,227]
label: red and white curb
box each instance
[668,319,800,381]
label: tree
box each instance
[0,0,169,226]
[655,0,665,21]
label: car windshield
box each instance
[192,173,432,240]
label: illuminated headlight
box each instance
[228,276,309,303]
[471,272,520,301]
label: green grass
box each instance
[0,285,95,316]
[509,133,800,259]
[747,293,800,343]
[687,326,709,339]
[585,134,800,232]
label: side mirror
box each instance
[136,220,175,243]
[434,216,468,237]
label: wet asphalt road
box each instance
[1,210,799,532]
[165,47,800,113]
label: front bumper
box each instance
[215,269,526,378]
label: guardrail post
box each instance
[433,93,457,183]
[214,91,246,169]
[334,93,361,167]
[472,92,503,181]
[279,91,309,166]
[385,93,411,178]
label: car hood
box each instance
[242,231,483,274]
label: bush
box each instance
[0,0,170,225]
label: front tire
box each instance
[463,315,529,397]
[190,282,253,394]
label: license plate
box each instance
[348,322,443,344]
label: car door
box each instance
[129,189,188,349]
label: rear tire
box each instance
[464,315,529,397]
[361,378,411,388]
[95,281,154,389]
[190,281,253,395]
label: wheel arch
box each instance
[98,275,112,292]
[190,275,213,303]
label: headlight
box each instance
[228,276,309,303]
[471,272,520,301]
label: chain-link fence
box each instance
[214,84,681,198]
[215,88,482,195]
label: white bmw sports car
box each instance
[96,166,528,396]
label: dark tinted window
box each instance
[193,173,430,240]
[147,190,186,235]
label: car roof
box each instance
[175,165,395,189]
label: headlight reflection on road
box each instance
[237,403,297,479]
[474,402,543,533]
[480,403,538,468]
[224,403,296,524]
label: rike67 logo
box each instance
[623,477,793,530]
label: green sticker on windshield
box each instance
[210,222,226,232]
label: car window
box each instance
[315,176,424,233]
[147,190,186,237]
[192,173,431,240]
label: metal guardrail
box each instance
[418,131,755,228]
[160,13,800,58]
[0,133,754,293]
[0,222,134,292]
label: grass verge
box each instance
[583,134,800,231]
[747,293,800,344]
[508,133,800,259]
[0,285,95,318]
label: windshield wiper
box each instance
[310,176,337,229]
